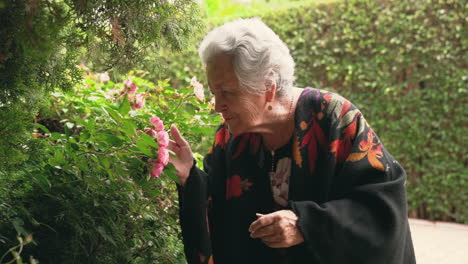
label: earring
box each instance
[267,105,273,111]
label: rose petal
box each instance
[150,161,164,179]
[158,147,169,166]
[149,116,165,132]
[157,130,169,147]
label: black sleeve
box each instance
[177,124,228,264]
[177,163,212,264]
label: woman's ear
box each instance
[265,82,276,103]
[265,71,277,103]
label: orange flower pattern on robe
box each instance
[347,128,385,171]
[330,112,360,164]
[214,124,230,149]
[225,175,253,200]
[300,89,384,171]
[301,113,328,173]
[226,175,242,199]
[292,134,303,168]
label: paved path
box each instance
[409,218,468,264]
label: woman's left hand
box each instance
[249,210,304,248]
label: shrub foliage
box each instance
[0,71,218,263]
[0,0,201,171]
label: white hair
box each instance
[198,18,295,97]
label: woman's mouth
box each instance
[223,115,233,121]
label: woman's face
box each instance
[207,55,267,135]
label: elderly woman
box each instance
[168,18,415,264]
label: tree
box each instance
[0,0,202,171]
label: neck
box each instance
[259,88,301,151]
[261,125,294,151]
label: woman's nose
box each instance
[214,96,227,113]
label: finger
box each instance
[170,124,188,147]
[167,140,180,152]
[256,213,264,218]
[250,224,276,239]
[168,155,178,164]
[249,214,276,233]
[263,241,284,249]
[261,233,282,243]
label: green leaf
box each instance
[34,123,50,134]
[120,119,137,137]
[102,106,122,123]
[74,118,96,134]
[77,159,89,171]
[139,133,159,148]
[34,174,51,189]
[96,226,116,246]
[100,157,111,169]
[80,130,91,142]
[74,118,87,127]
[64,125,70,138]
[136,139,154,156]
[88,118,96,134]
[119,95,131,115]
[97,134,124,147]
[48,149,65,166]
[164,163,180,184]
[12,218,28,236]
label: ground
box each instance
[409,218,468,264]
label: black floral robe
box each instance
[177,88,416,264]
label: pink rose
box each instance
[124,79,137,94]
[158,147,169,166]
[190,76,205,101]
[144,128,158,138]
[131,93,145,110]
[150,161,164,179]
[149,116,165,132]
[157,130,169,147]
[104,88,121,100]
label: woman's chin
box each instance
[225,121,243,135]
[226,124,239,135]
[227,118,264,135]
[227,123,254,136]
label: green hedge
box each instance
[160,0,467,223]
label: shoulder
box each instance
[296,87,362,123]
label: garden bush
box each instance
[1,1,204,261]
[159,0,467,223]
[0,71,219,263]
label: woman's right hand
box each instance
[168,124,194,186]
